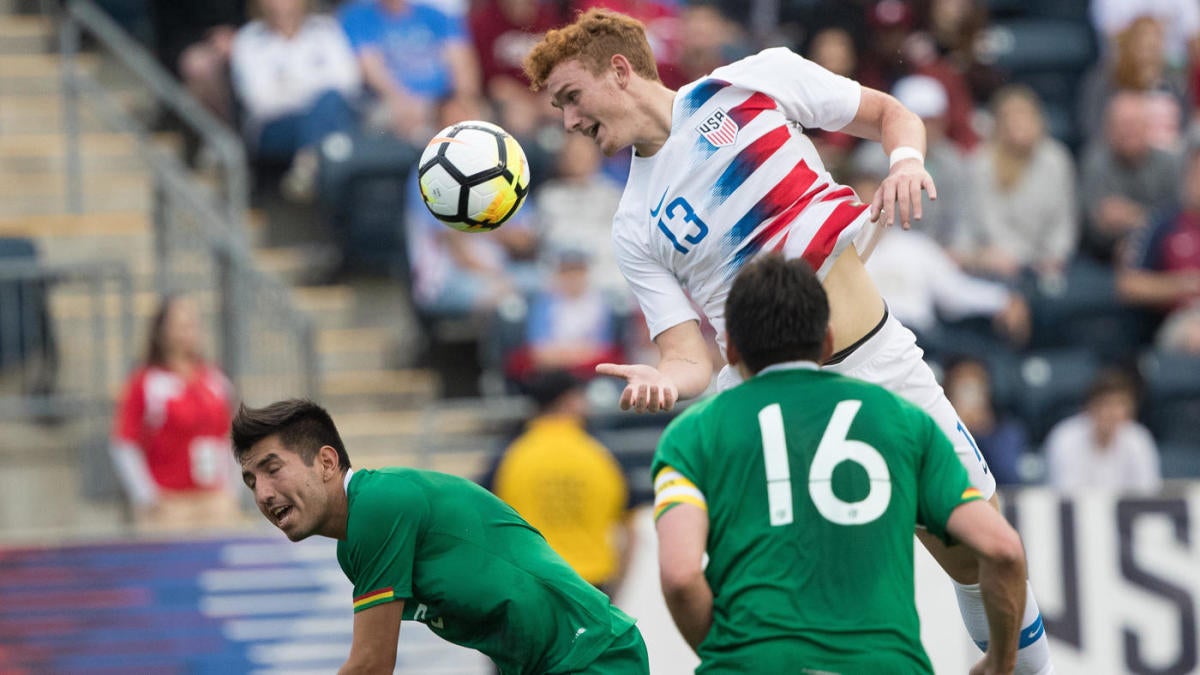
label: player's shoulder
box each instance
[708,47,808,83]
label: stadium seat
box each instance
[980,19,1097,149]
[1138,350,1200,445]
[1015,347,1102,443]
[1027,259,1150,363]
[0,237,57,396]
[1158,442,1200,480]
[317,131,418,279]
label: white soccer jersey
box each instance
[612,47,874,349]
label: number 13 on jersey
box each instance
[757,400,892,528]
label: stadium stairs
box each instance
[0,9,489,541]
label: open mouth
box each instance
[270,504,294,526]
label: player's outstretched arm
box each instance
[339,600,404,675]
[656,504,712,653]
[596,320,712,413]
[839,87,936,230]
[946,501,1027,675]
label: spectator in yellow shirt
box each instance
[491,371,633,595]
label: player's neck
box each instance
[631,83,676,157]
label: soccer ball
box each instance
[417,121,531,232]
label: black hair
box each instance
[231,399,352,470]
[725,254,830,374]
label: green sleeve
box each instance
[344,478,430,612]
[651,399,712,520]
[911,405,981,544]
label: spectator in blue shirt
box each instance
[338,0,481,142]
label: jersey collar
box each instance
[342,468,354,493]
[757,360,820,377]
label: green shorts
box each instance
[566,625,650,675]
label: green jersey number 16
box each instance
[757,400,892,527]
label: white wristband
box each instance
[889,146,924,167]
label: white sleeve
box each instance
[1128,426,1163,493]
[612,223,699,341]
[712,47,861,131]
[230,25,287,123]
[921,235,1011,321]
[109,440,159,507]
[317,17,363,98]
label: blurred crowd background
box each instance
[3,1,1200,671]
[140,0,1200,491]
[4,0,1200,532]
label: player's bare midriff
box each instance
[822,246,887,357]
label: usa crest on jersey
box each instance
[696,108,739,147]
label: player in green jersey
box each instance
[652,254,1027,674]
[232,399,649,675]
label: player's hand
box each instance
[870,158,937,230]
[595,363,679,413]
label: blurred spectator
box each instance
[109,296,241,531]
[943,356,1029,486]
[537,132,626,295]
[1079,16,1188,150]
[1043,369,1162,493]
[150,0,246,123]
[1079,91,1181,263]
[230,0,361,202]
[1092,1,1200,70]
[1156,302,1200,353]
[958,85,1078,280]
[861,226,1030,350]
[338,0,481,143]
[506,248,624,381]
[676,4,750,83]
[469,0,563,138]
[491,370,634,594]
[806,26,862,176]
[406,99,542,317]
[1117,144,1200,332]
[851,74,969,247]
[858,0,979,150]
[576,0,685,88]
[919,0,1002,105]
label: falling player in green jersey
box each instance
[232,399,649,675]
[652,254,1027,674]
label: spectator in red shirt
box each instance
[109,295,241,532]
[469,0,565,138]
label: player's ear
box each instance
[318,445,340,479]
[819,327,835,364]
[725,333,741,368]
[610,53,631,86]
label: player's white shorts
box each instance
[717,312,997,499]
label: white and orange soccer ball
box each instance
[417,121,531,232]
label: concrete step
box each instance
[291,283,357,328]
[254,243,342,287]
[0,209,148,237]
[0,52,100,93]
[0,15,53,55]
[317,326,397,372]
[0,168,150,215]
[0,131,182,172]
[320,367,439,412]
[0,89,149,133]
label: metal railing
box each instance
[58,0,317,399]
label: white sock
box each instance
[954,580,1054,675]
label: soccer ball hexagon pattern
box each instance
[418,121,531,232]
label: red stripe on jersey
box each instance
[728,92,776,127]
[818,186,856,203]
[801,200,870,271]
